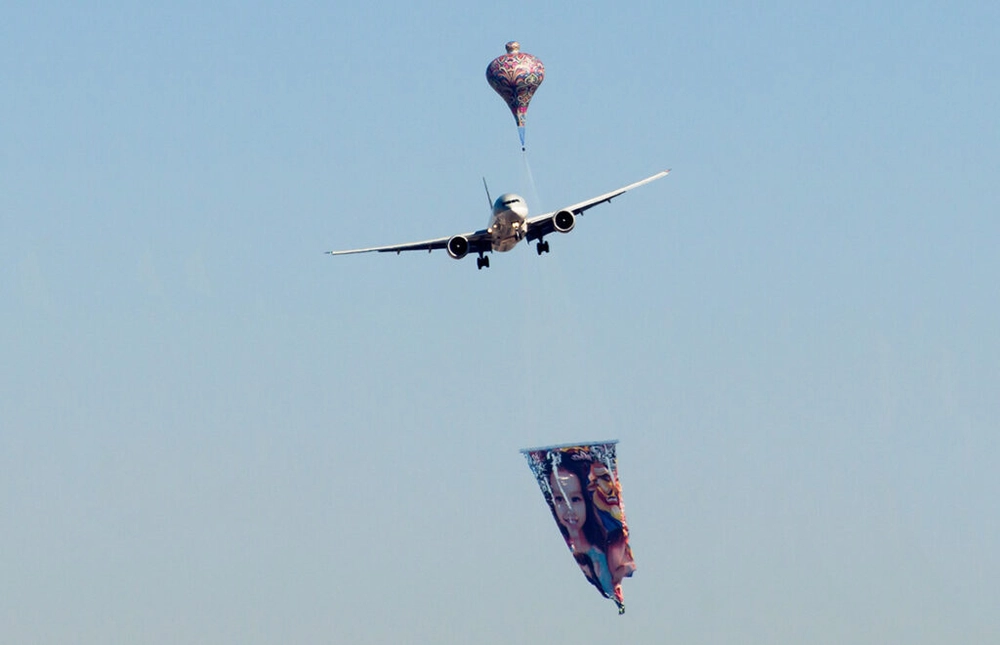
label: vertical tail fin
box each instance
[482,177,493,211]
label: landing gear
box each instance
[536,240,550,255]
[477,255,490,270]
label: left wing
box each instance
[525,170,670,242]
[326,229,491,256]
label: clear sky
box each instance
[3,2,998,643]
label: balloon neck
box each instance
[518,126,526,149]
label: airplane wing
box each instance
[326,229,491,256]
[525,170,670,242]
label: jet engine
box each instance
[447,235,470,259]
[552,209,576,233]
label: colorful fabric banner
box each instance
[521,440,636,613]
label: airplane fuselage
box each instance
[487,193,529,252]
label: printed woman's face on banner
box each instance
[550,468,587,534]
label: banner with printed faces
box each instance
[521,441,635,613]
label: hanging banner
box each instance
[521,440,636,613]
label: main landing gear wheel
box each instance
[477,255,490,270]
[536,240,550,255]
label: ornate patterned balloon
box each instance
[486,41,545,150]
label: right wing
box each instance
[525,170,670,241]
[326,229,491,256]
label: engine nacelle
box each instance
[553,209,576,233]
[447,235,470,259]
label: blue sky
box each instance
[3,2,998,643]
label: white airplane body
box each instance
[327,170,669,269]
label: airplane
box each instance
[326,169,670,269]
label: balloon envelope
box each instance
[486,41,544,148]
